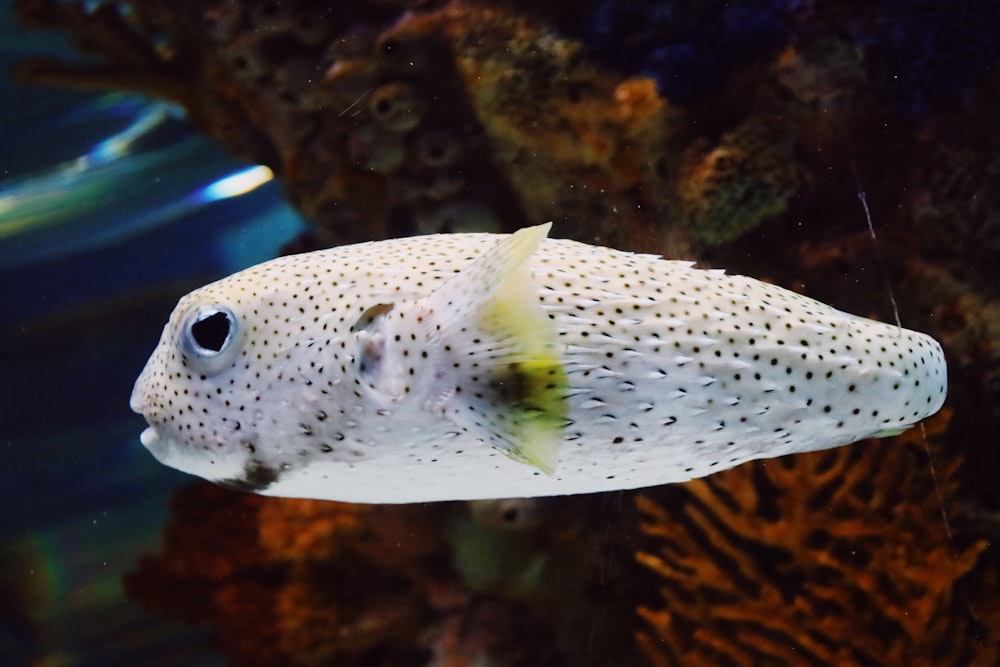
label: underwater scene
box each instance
[2,1,1000,665]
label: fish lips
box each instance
[130,377,255,484]
[133,418,249,486]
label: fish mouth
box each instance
[138,424,174,465]
[133,422,186,468]
[130,373,166,458]
[139,425,161,449]
[135,420,250,484]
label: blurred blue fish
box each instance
[0,96,274,268]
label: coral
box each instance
[16,2,1000,665]
[675,116,803,245]
[905,87,1000,282]
[124,485,643,666]
[14,0,681,251]
[15,0,1000,254]
[123,484,286,665]
[124,485,448,666]
[569,0,1000,115]
[124,432,1000,667]
[440,3,678,250]
[14,0,521,245]
[770,37,867,127]
[634,409,1000,666]
[256,500,446,665]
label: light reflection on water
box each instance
[0,76,300,667]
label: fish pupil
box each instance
[191,311,232,353]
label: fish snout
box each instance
[129,378,148,416]
[129,339,165,419]
[129,359,158,420]
[129,371,163,454]
[862,326,948,431]
[913,330,948,418]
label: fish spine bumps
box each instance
[130,224,947,502]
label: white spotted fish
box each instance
[130,224,947,503]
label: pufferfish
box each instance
[130,224,947,503]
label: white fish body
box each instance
[130,224,947,502]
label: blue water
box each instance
[0,12,304,665]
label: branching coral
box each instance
[634,410,999,667]
[126,431,1000,667]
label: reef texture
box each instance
[123,415,1000,666]
[634,409,1000,666]
[124,486,644,667]
[675,116,802,245]
[125,485,454,667]
[16,0,1000,665]
[13,0,679,251]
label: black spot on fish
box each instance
[217,459,280,493]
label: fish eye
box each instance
[182,306,239,371]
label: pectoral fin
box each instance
[422,224,567,474]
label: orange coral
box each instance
[634,409,998,667]
[441,3,678,248]
[256,501,448,665]
[124,485,454,666]
[123,484,285,665]
[125,484,649,666]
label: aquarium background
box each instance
[3,1,999,666]
[1,6,302,665]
